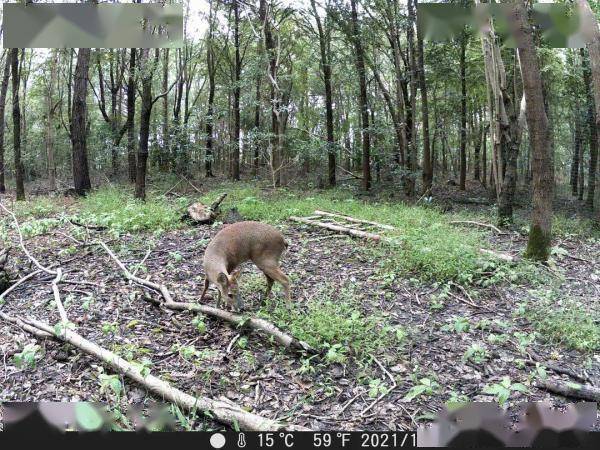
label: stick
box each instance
[0,202,57,275]
[314,210,395,230]
[51,268,68,323]
[450,220,505,234]
[180,175,203,194]
[0,270,42,305]
[163,179,183,196]
[289,216,382,241]
[152,299,315,354]
[98,241,174,303]
[360,357,397,416]
[538,379,600,402]
[4,314,307,431]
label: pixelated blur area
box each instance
[1,402,177,432]
[418,3,598,48]
[3,4,183,49]
[417,402,597,447]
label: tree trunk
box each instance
[570,113,582,196]
[512,2,553,261]
[416,0,432,194]
[161,48,170,172]
[0,54,11,193]
[459,33,467,191]
[127,48,137,183]
[231,0,241,181]
[46,49,58,191]
[406,0,418,196]
[71,48,92,196]
[350,0,371,191]
[582,49,598,211]
[205,0,216,178]
[11,48,25,201]
[135,49,153,201]
[253,75,261,176]
[311,0,336,187]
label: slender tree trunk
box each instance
[482,124,488,187]
[406,0,418,196]
[350,0,371,191]
[0,54,11,193]
[71,48,92,196]
[416,0,432,194]
[459,33,467,191]
[582,49,598,211]
[512,2,553,261]
[311,0,336,187]
[161,48,170,172]
[253,75,261,176]
[205,0,216,178]
[570,113,582,196]
[135,49,153,201]
[127,48,137,183]
[46,49,58,191]
[231,0,241,181]
[11,49,25,201]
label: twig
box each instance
[227,333,241,353]
[132,248,153,277]
[360,357,397,416]
[180,174,203,194]
[337,389,366,417]
[0,270,42,305]
[51,268,68,323]
[450,220,505,234]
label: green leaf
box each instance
[75,403,104,431]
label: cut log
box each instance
[538,379,600,402]
[185,193,228,224]
[1,313,306,431]
[289,216,382,241]
[314,210,395,230]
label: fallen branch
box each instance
[450,220,505,234]
[68,218,108,231]
[538,379,600,402]
[314,210,395,231]
[148,298,315,354]
[99,240,314,355]
[290,216,382,241]
[98,241,174,303]
[2,313,306,431]
[525,359,592,385]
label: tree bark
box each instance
[205,0,216,178]
[11,48,25,201]
[0,54,11,193]
[231,0,241,181]
[416,0,432,194]
[127,49,137,183]
[570,112,582,197]
[350,0,371,191]
[71,48,92,196]
[161,48,170,172]
[311,0,336,187]
[253,75,261,176]
[512,1,553,261]
[135,49,153,201]
[46,49,58,191]
[459,32,467,191]
[582,49,598,211]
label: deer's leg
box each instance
[262,274,274,304]
[199,278,209,302]
[261,265,291,304]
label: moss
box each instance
[524,224,551,261]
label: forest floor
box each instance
[0,176,599,431]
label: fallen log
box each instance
[184,193,228,224]
[289,216,382,241]
[538,379,600,402]
[479,248,516,263]
[99,240,313,355]
[314,210,395,230]
[2,313,306,431]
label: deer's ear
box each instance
[217,272,228,284]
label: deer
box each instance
[199,221,291,311]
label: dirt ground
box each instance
[1,186,599,431]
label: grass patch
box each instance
[77,186,184,234]
[12,197,61,219]
[200,183,491,284]
[259,284,397,362]
[524,291,600,352]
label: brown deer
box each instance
[200,221,291,310]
